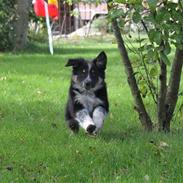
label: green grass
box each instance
[0,37,183,183]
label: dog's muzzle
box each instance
[85,81,92,90]
[86,124,96,134]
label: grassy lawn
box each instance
[0,37,183,182]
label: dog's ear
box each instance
[94,51,107,70]
[65,59,83,68]
[65,59,77,67]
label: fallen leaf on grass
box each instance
[159,141,169,149]
[51,123,58,128]
[0,76,7,81]
[37,90,43,95]
[144,174,150,181]
[6,165,13,171]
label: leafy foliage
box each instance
[28,8,47,43]
[108,1,183,101]
[0,0,15,51]
[91,16,112,33]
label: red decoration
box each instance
[33,0,59,19]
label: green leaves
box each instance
[147,0,157,12]
[108,9,124,20]
[160,52,170,65]
[108,0,182,88]
[171,9,183,22]
[132,11,141,23]
[164,42,171,55]
[114,0,141,4]
[0,0,15,51]
[109,0,183,51]
[149,67,158,78]
[148,30,162,45]
[147,48,158,62]
[155,8,171,23]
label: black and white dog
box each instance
[65,51,109,135]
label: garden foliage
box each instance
[0,0,15,51]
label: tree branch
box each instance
[137,28,157,104]
[141,20,149,34]
[165,49,183,131]
[158,60,167,131]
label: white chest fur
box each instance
[74,90,103,113]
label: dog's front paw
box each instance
[69,121,79,133]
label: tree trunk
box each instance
[158,60,167,131]
[164,49,183,132]
[111,18,153,131]
[14,0,30,51]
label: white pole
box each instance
[44,1,54,55]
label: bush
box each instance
[91,16,112,33]
[28,27,48,43]
[28,8,47,43]
[0,0,15,51]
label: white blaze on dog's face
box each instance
[65,51,107,91]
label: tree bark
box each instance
[111,19,153,131]
[158,60,167,131]
[14,0,30,51]
[164,49,183,131]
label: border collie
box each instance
[65,51,109,135]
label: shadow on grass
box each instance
[100,125,183,143]
[0,100,138,141]
[20,42,118,55]
[100,127,143,143]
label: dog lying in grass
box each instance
[65,51,109,135]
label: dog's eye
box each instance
[91,69,95,74]
[82,69,86,73]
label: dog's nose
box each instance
[86,125,96,134]
[85,81,92,90]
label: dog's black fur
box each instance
[65,51,109,135]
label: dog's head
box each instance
[65,51,107,91]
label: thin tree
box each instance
[108,0,183,132]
